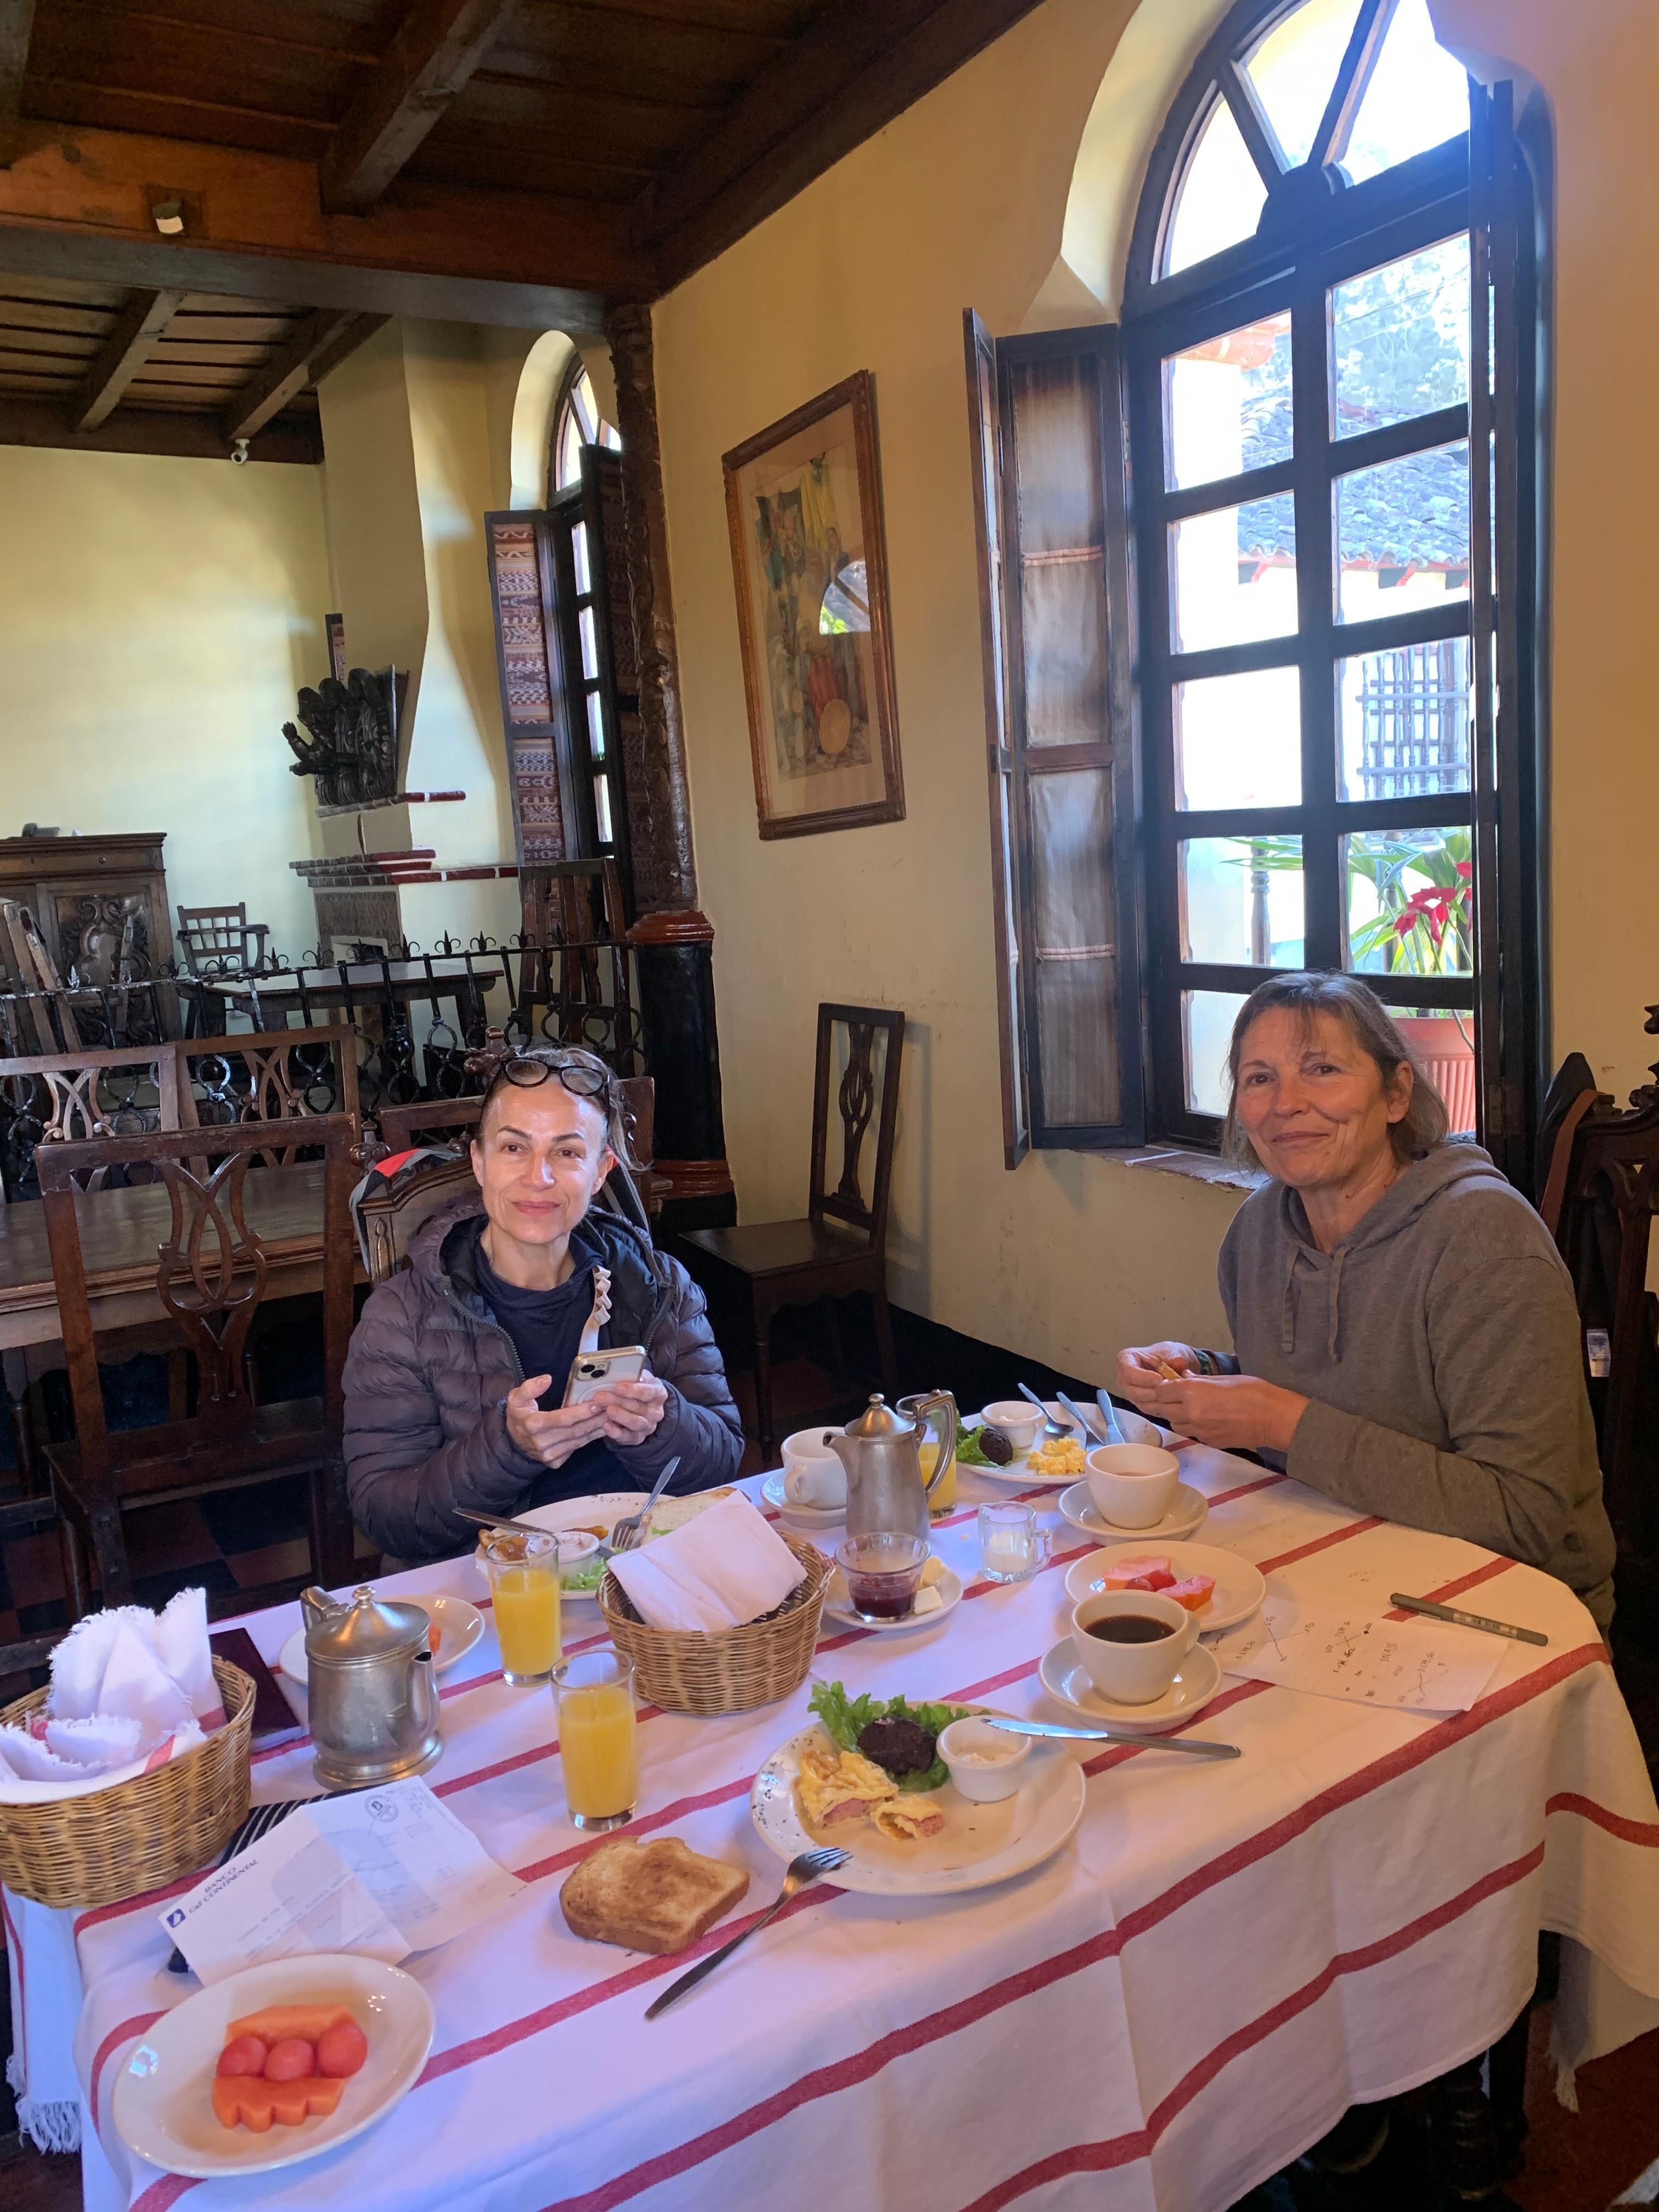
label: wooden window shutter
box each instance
[486,455,641,909]
[963,313,1144,1156]
[484,511,577,866]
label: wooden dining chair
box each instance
[37,1114,358,1619]
[0,1040,183,1201]
[176,901,271,977]
[356,1076,666,1286]
[681,1003,905,1463]
[175,1025,362,1158]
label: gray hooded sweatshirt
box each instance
[1217,1142,1616,1628]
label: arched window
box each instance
[550,359,620,498]
[1128,0,1544,1170]
[968,0,1545,1178]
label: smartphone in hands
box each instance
[560,1344,648,1408]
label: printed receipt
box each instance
[160,1778,523,1985]
[1211,1599,1504,1713]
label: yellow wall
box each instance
[653,0,1658,1379]
[0,444,328,953]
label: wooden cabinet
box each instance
[0,834,174,985]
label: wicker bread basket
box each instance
[0,1656,255,1909]
[599,1529,832,1716]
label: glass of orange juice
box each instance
[554,1650,638,1831]
[919,1435,957,1519]
[482,1531,562,1686]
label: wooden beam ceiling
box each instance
[0,391,321,462]
[0,0,32,167]
[68,283,179,430]
[223,308,386,441]
[320,0,524,216]
[641,0,1055,287]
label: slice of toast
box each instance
[559,1836,750,1955]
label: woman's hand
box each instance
[1114,1342,1200,1408]
[1127,1372,1309,1455]
[503,1376,609,1467]
[591,1372,670,1447]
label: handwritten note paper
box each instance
[1211,1599,1503,1713]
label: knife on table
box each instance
[986,1717,1241,1760]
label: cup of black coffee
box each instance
[1070,1589,1196,1703]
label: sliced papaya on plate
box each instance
[228,2004,354,2046]
[212,2075,346,2132]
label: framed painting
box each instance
[723,371,905,839]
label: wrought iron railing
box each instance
[0,931,645,1190]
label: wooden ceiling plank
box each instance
[0,297,111,333]
[0,389,322,460]
[24,77,336,158]
[0,0,36,165]
[69,284,184,429]
[320,0,525,214]
[642,0,1053,277]
[0,324,98,357]
[223,306,385,439]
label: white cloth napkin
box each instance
[0,1588,217,1803]
[608,1493,806,1633]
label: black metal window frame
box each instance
[1119,0,1547,1179]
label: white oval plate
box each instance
[964,1404,1164,1485]
[821,1565,963,1634]
[1057,1480,1208,1544]
[1038,1638,1225,1733]
[467,1492,651,1603]
[752,1715,1085,1896]
[762,1471,845,1527]
[279,1592,486,1685]
[111,1953,433,2180]
[1063,1541,1265,1634]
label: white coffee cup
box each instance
[782,1427,846,1509]
[1084,1442,1180,1529]
[983,1400,1045,1455]
[1070,1589,1197,1704]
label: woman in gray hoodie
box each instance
[1116,973,1616,1629]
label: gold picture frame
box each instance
[722,371,905,839]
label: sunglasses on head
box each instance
[485,1051,616,1103]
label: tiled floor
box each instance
[3,1335,1657,2209]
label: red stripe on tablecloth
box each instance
[130,2177,196,2212]
[91,2008,161,2132]
[955,1840,1549,2212]
[1547,1791,1659,1846]
[1207,1472,1287,1508]
[1384,1558,1517,1622]
[1256,1516,1387,1573]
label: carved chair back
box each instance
[176,1025,362,1164]
[0,1042,183,1200]
[1549,1042,1659,1559]
[177,902,271,977]
[807,1004,905,1249]
[36,1115,358,1468]
[358,1076,663,1285]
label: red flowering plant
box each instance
[1345,828,1474,976]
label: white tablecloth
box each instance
[9,1449,1659,2212]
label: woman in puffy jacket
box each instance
[343,1045,743,1562]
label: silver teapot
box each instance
[299,1585,442,1791]
[829,1391,958,1544]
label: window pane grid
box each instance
[1137,203,1482,1132]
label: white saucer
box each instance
[762,1471,846,1527]
[1057,1481,1209,1544]
[1063,1541,1265,1634]
[822,1565,963,1633]
[1038,1638,1224,1731]
[279,1593,485,1685]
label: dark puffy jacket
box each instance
[343,1189,744,1561]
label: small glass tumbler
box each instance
[835,1533,929,1622]
[482,1530,562,1686]
[554,1649,638,1831]
[978,1501,1051,1584]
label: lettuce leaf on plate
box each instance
[808,1680,971,1793]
